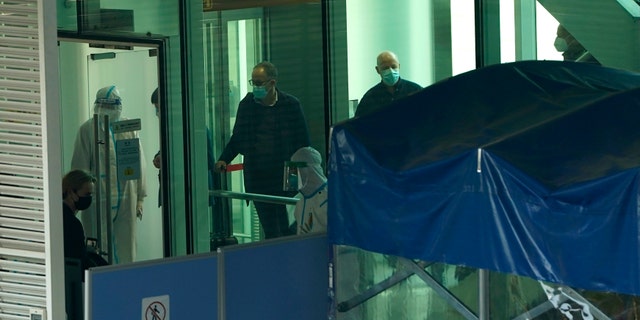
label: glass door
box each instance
[59,40,162,264]
[203,8,267,243]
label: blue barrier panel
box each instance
[87,253,218,320]
[222,234,329,320]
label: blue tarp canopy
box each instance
[328,60,640,296]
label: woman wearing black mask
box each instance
[62,169,96,269]
[63,169,99,320]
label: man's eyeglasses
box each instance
[249,79,271,87]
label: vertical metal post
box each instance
[103,115,114,264]
[433,0,453,81]
[475,1,498,317]
[92,115,102,251]
[478,269,489,320]
[515,0,537,61]
[475,0,502,69]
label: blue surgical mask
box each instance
[381,68,400,86]
[253,86,267,99]
[554,37,568,52]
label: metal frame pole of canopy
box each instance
[336,257,478,319]
[336,256,612,320]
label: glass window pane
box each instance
[203,4,327,244]
[500,0,516,63]
[536,3,564,62]
[57,0,78,31]
[75,0,180,35]
[451,0,476,75]
[346,0,432,120]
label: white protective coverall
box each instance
[71,86,147,264]
[291,147,327,234]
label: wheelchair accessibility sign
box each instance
[142,295,169,320]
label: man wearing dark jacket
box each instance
[215,61,310,239]
[355,51,422,117]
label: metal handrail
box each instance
[92,115,102,258]
[209,189,299,205]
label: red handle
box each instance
[225,163,244,172]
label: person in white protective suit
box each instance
[71,85,147,264]
[291,147,327,234]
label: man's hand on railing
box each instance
[215,160,227,173]
[215,161,244,172]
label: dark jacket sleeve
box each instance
[288,94,311,152]
[63,206,88,269]
[355,86,377,117]
[219,94,252,163]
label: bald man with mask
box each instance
[355,51,422,117]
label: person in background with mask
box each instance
[290,147,327,234]
[63,169,96,270]
[554,24,600,64]
[71,85,147,264]
[63,169,108,320]
[354,50,423,117]
[215,61,310,239]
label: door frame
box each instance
[57,32,173,258]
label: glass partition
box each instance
[57,0,78,31]
[203,8,265,244]
[201,3,327,246]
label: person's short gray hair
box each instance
[254,61,278,79]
